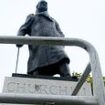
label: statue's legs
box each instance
[58,63,71,77]
[28,61,71,78]
[28,65,57,76]
[29,64,59,76]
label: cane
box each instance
[15,47,20,73]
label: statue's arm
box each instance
[55,21,65,37]
[16,14,34,47]
[17,14,34,36]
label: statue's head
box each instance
[36,0,48,12]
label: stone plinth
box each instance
[3,76,92,96]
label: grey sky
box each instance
[0,0,105,92]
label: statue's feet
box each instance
[71,76,79,81]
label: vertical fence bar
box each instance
[89,46,105,105]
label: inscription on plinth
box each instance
[3,77,92,96]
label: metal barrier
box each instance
[0,36,105,105]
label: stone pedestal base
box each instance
[2,75,92,105]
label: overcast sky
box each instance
[0,0,105,92]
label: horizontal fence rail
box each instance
[0,36,104,105]
[0,93,98,105]
[0,36,94,49]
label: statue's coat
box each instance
[17,12,70,73]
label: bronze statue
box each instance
[16,0,71,78]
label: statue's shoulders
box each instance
[27,14,35,19]
[25,14,35,23]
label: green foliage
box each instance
[72,72,105,85]
[72,72,81,78]
[103,77,105,85]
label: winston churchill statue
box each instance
[17,0,71,78]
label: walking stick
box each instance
[15,47,20,73]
